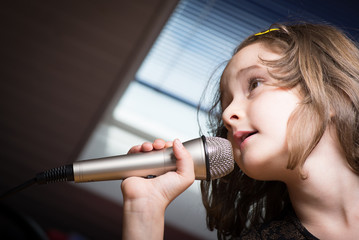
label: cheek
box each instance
[251,90,299,123]
[229,89,301,179]
[249,90,300,143]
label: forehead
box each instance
[220,42,283,89]
[219,42,284,99]
[224,42,282,77]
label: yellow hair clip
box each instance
[254,28,280,36]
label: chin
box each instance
[239,159,279,181]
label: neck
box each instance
[285,128,359,239]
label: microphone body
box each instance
[73,137,207,182]
[36,136,234,184]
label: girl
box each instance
[121,22,359,239]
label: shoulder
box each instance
[238,213,318,240]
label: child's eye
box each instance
[248,78,263,92]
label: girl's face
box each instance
[221,42,301,181]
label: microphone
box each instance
[36,136,234,184]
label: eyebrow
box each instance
[237,65,263,77]
[220,65,266,98]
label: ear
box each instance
[329,107,335,118]
[329,98,338,120]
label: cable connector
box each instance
[36,165,74,184]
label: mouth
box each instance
[233,131,258,148]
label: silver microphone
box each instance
[36,136,234,184]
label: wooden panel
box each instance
[0,0,169,171]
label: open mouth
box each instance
[241,131,258,142]
[234,130,258,147]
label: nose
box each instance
[222,100,245,131]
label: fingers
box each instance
[152,139,166,150]
[128,138,195,183]
[164,141,173,148]
[141,142,155,152]
[127,145,142,154]
[128,139,173,154]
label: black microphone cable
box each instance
[0,178,36,200]
[0,165,74,200]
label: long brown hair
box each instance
[200,22,359,239]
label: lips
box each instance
[233,130,258,149]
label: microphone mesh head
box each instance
[205,137,234,179]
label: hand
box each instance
[121,138,195,208]
[121,138,195,240]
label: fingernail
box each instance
[174,139,183,149]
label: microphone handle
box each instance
[35,137,209,184]
[73,148,177,182]
[73,137,208,182]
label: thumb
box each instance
[148,139,195,207]
[172,139,195,184]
